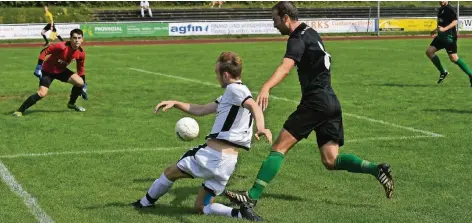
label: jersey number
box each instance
[317,41,331,70]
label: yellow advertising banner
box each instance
[379,19,437,31]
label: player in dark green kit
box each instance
[224,1,394,208]
[426,1,472,87]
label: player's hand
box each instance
[33,64,42,78]
[81,82,88,100]
[255,128,273,144]
[438,26,447,32]
[430,29,437,36]
[154,100,176,113]
[256,88,270,111]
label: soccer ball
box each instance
[175,117,199,141]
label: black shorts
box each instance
[283,94,344,148]
[39,69,74,88]
[43,24,57,32]
[430,37,457,54]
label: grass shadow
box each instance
[423,108,472,114]
[84,202,196,222]
[322,198,379,208]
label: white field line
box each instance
[0,160,55,223]
[0,135,442,160]
[346,135,439,143]
[0,147,178,159]
[129,68,444,138]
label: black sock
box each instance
[68,86,82,105]
[231,208,240,218]
[18,93,42,113]
[57,35,64,41]
[145,193,157,204]
[41,34,48,44]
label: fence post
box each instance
[457,1,460,35]
[377,1,380,36]
[368,6,372,32]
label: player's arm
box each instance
[77,54,88,100]
[33,44,59,78]
[261,58,295,92]
[154,101,217,116]
[243,97,272,144]
[257,38,303,110]
[77,53,86,78]
[440,20,458,32]
[38,43,59,61]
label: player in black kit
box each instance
[224,1,394,208]
[426,1,472,86]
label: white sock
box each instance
[140,173,173,206]
[148,8,153,17]
[203,203,242,218]
[141,8,145,17]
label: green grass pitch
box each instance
[1,38,471,222]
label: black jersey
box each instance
[284,23,334,97]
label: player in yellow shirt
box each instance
[41,5,64,46]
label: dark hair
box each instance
[217,52,242,78]
[70,29,83,37]
[272,1,298,21]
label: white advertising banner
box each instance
[459,17,472,31]
[169,19,375,36]
[0,24,80,40]
[209,21,279,35]
[168,22,211,36]
[302,19,376,33]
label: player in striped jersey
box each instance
[131,52,271,221]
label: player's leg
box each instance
[447,43,472,86]
[52,26,63,41]
[225,129,298,206]
[132,164,191,208]
[14,75,53,116]
[317,116,394,198]
[198,151,263,222]
[247,129,297,200]
[140,6,145,17]
[41,25,50,46]
[66,73,86,111]
[147,7,153,17]
[133,144,205,208]
[426,38,449,83]
[196,186,263,221]
[320,140,378,175]
[225,107,311,205]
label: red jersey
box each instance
[39,41,86,76]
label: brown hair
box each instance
[216,52,242,78]
[272,1,298,21]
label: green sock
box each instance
[333,154,378,176]
[431,55,446,73]
[454,58,472,77]
[248,151,284,200]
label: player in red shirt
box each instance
[13,29,88,117]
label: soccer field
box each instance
[1,38,471,223]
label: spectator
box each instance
[210,1,224,8]
[140,1,153,18]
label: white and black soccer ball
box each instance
[175,117,199,141]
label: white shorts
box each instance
[176,144,238,196]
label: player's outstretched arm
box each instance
[257,58,295,111]
[154,100,217,116]
[243,97,273,144]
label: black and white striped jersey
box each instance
[206,82,253,150]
